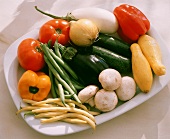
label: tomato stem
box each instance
[35,46,43,53]
[56,28,62,34]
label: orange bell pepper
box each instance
[18,70,51,101]
[113,4,150,43]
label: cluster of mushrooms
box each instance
[78,69,136,112]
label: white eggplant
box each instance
[71,7,119,34]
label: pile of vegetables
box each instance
[16,4,166,129]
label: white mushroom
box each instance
[94,89,118,112]
[78,85,99,107]
[85,97,95,107]
[98,68,122,91]
[115,76,136,101]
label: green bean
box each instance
[47,40,52,48]
[64,95,73,99]
[54,82,59,96]
[54,78,66,106]
[41,44,77,93]
[54,41,61,58]
[49,70,57,98]
[58,66,77,93]
[41,44,67,78]
[64,90,70,95]
[44,56,81,103]
[71,78,85,90]
[47,46,79,81]
[24,111,35,118]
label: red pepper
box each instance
[113,4,150,43]
[39,19,70,46]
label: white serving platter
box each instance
[3,22,170,137]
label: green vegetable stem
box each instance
[44,56,81,103]
[35,6,77,22]
[41,43,82,104]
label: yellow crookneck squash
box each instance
[138,34,166,76]
[130,43,153,93]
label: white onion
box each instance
[69,19,99,47]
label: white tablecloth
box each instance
[1,0,170,139]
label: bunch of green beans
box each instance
[41,42,84,105]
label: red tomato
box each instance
[39,19,70,46]
[17,38,45,71]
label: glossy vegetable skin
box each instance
[39,19,70,46]
[17,38,45,71]
[70,54,109,86]
[130,43,153,93]
[69,19,99,47]
[138,35,166,76]
[94,33,131,58]
[114,4,150,43]
[92,46,132,75]
[60,46,109,86]
[18,70,51,101]
[71,7,119,34]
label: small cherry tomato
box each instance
[39,19,70,46]
[17,38,45,71]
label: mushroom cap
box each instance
[78,85,99,103]
[99,68,122,91]
[116,76,136,101]
[94,89,118,112]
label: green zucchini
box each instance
[94,33,131,58]
[92,46,132,75]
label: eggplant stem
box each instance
[34,6,78,22]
